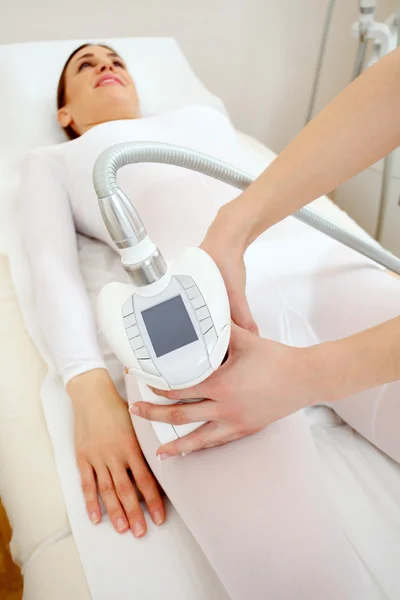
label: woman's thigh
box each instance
[315,266,400,463]
[127,235,371,599]
[247,218,400,463]
[130,376,368,600]
[278,233,400,463]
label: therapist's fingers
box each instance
[229,288,259,335]
[147,380,212,402]
[78,458,102,525]
[156,421,241,458]
[109,462,147,538]
[200,235,258,335]
[128,455,165,527]
[94,463,129,534]
[131,399,219,425]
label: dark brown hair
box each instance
[57,43,115,140]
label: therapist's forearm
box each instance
[229,47,400,247]
[316,316,400,403]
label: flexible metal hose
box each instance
[93,141,400,275]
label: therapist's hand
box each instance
[200,205,258,334]
[130,324,322,458]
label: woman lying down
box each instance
[19,44,400,600]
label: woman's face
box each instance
[58,45,140,136]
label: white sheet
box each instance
[308,406,400,600]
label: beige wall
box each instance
[0,0,397,151]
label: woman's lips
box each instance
[95,75,123,88]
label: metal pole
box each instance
[305,0,336,125]
[375,3,400,241]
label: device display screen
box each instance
[141,295,198,358]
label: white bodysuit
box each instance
[19,106,248,384]
[20,105,400,600]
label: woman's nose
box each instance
[98,61,114,73]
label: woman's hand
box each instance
[67,369,165,537]
[131,324,326,458]
[201,204,258,334]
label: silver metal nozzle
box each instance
[98,189,147,249]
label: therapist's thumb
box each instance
[229,289,259,335]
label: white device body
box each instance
[98,247,231,444]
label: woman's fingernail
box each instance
[157,453,170,461]
[133,522,145,537]
[90,512,100,524]
[154,511,164,525]
[130,405,140,416]
[181,452,191,457]
[117,517,128,532]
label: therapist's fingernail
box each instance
[90,512,100,524]
[157,453,170,461]
[130,405,141,416]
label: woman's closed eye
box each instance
[77,61,93,73]
[77,59,125,74]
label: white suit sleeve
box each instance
[19,153,106,384]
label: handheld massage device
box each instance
[98,245,230,445]
[93,143,235,445]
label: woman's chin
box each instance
[98,89,138,111]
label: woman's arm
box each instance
[19,154,165,534]
[19,152,106,383]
